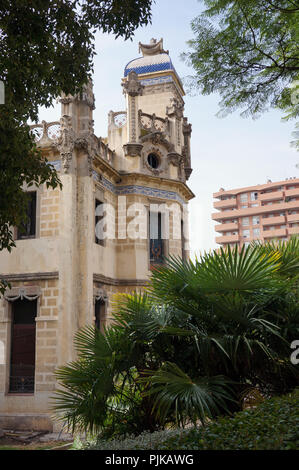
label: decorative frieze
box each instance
[4,286,41,302]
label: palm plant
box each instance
[52,241,299,435]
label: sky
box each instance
[37,0,299,258]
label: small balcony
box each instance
[287,213,299,223]
[263,228,287,239]
[214,222,238,233]
[213,198,237,210]
[285,187,299,198]
[259,191,284,202]
[216,234,239,244]
[262,215,285,226]
[288,226,299,235]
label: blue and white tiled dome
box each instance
[124,53,176,77]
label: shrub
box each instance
[79,390,299,450]
[158,389,299,450]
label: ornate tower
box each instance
[108,38,193,181]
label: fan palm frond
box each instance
[140,362,236,426]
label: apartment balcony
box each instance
[262,228,287,239]
[285,187,299,198]
[259,191,284,202]
[288,226,299,236]
[214,222,239,233]
[213,198,237,210]
[215,234,239,244]
[262,215,285,226]
[212,200,299,221]
[287,213,299,223]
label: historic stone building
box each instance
[0,39,194,431]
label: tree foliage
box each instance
[183,0,299,132]
[0,0,153,253]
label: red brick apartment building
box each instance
[212,178,299,249]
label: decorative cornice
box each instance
[92,172,194,204]
[0,272,59,282]
[94,273,148,286]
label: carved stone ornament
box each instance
[123,143,143,157]
[4,286,41,302]
[59,96,73,105]
[166,97,184,119]
[80,80,96,110]
[94,287,108,303]
[122,71,144,97]
[184,167,193,180]
[183,118,192,136]
[75,120,99,176]
[57,115,75,174]
[167,152,182,167]
[138,38,169,56]
[140,132,174,153]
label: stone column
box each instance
[122,71,144,164]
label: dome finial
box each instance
[138,38,169,56]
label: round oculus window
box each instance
[147,153,159,169]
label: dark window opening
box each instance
[17,192,36,240]
[95,199,104,246]
[181,219,186,261]
[95,299,105,332]
[149,211,164,264]
[9,299,37,393]
[147,153,159,169]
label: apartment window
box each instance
[250,192,258,201]
[16,192,36,239]
[251,203,258,207]
[253,228,260,237]
[242,230,250,238]
[149,210,164,264]
[240,193,248,202]
[241,205,248,209]
[95,199,104,246]
[242,217,249,226]
[252,216,260,225]
[9,299,37,393]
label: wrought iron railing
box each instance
[9,376,34,393]
[9,365,35,393]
